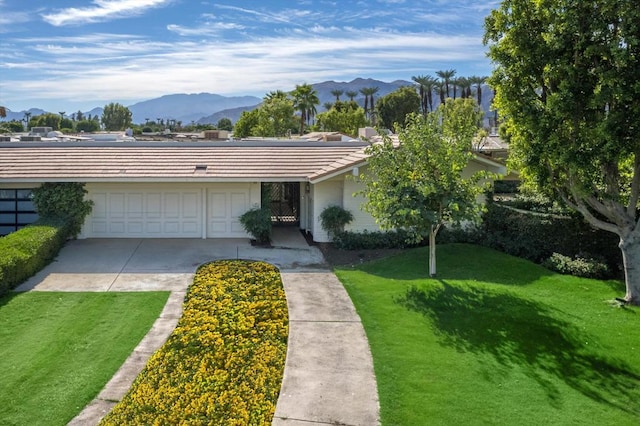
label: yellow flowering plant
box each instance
[100,260,288,425]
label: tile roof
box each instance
[0,141,370,183]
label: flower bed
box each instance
[100,260,288,425]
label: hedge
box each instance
[480,202,622,278]
[101,260,288,425]
[0,218,70,297]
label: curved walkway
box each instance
[16,232,379,426]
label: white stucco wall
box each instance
[310,178,343,242]
[343,173,383,234]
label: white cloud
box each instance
[1,28,489,109]
[167,22,245,37]
[41,0,174,26]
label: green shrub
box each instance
[480,203,622,278]
[0,218,69,296]
[32,183,93,238]
[333,229,419,250]
[542,252,610,279]
[239,208,272,244]
[320,205,354,239]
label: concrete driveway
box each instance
[16,231,326,293]
[15,231,380,426]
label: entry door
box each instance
[264,182,300,225]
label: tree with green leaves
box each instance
[76,119,100,133]
[436,69,456,98]
[233,109,259,138]
[101,103,132,131]
[290,83,319,135]
[346,90,358,101]
[216,118,233,131]
[467,75,487,106]
[330,89,343,102]
[314,103,367,137]
[360,98,492,276]
[375,86,420,130]
[485,0,640,304]
[359,86,379,120]
[31,113,61,130]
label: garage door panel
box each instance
[146,193,162,218]
[109,193,125,218]
[164,193,181,218]
[183,192,199,218]
[127,193,144,218]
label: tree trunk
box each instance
[620,234,640,305]
[429,225,437,277]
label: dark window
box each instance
[0,189,38,236]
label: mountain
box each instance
[1,108,47,123]
[198,78,415,124]
[2,78,495,126]
[127,93,261,124]
[197,105,259,125]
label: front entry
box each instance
[263,182,300,225]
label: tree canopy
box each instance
[485,0,640,304]
[360,98,492,276]
[101,103,132,131]
[375,86,421,130]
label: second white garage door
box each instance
[83,184,253,238]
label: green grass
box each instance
[0,291,169,426]
[335,244,640,426]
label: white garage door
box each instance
[83,184,252,238]
[86,185,203,238]
[207,189,249,238]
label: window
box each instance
[0,189,39,235]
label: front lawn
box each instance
[336,244,640,425]
[0,291,169,426]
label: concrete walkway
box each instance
[15,230,379,426]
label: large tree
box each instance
[360,98,493,276]
[485,0,640,304]
[375,86,420,130]
[101,103,132,131]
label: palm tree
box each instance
[436,69,456,98]
[323,102,334,111]
[291,83,319,134]
[264,90,288,102]
[412,75,428,115]
[359,87,379,121]
[468,76,488,106]
[412,75,438,115]
[346,90,358,101]
[457,77,472,99]
[330,89,344,102]
[435,81,446,105]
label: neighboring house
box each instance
[0,140,506,242]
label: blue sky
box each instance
[0,0,499,112]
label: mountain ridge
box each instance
[2,78,493,126]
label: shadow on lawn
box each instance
[396,281,640,415]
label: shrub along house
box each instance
[0,140,506,242]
